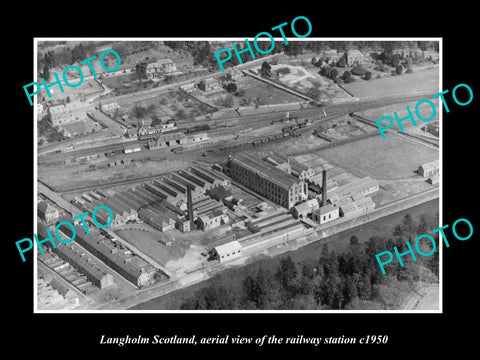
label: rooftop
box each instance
[230,153,300,190]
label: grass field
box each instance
[318,134,438,179]
[342,66,439,98]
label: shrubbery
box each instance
[396,64,403,75]
[364,71,372,80]
[406,68,413,74]
[351,66,366,76]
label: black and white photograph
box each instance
[32,38,442,312]
[6,7,478,356]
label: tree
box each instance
[364,71,372,80]
[342,71,351,81]
[391,54,401,67]
[351,66,366,76]
[337,55,347,67]
[71,43,86,63]
[329,68,338,80]
[260,61,272,77]
[226,82,237,93]
[276,256,298,295]
[66,96,71,103]
[43,64,50,81]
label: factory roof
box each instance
[316,204,338,215]
[214,240,242,256]
[293,199,319,213]
[230,153,300,190]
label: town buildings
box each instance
[49,102,87,126]
[52,236,115,289]
[59,226,156,287]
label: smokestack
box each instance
[322,169,327,207]
[187,185,194,229]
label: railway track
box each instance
[40,93,433,162]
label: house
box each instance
[291,198,320,219]
[418,160,439,178]
[312,204,339,224]
[145,59,177,79]
[346,50,364,66]
[226,68,243,81]
[181,83,196,92]
[198,78,221,92]
[213,241,242,263]
[38,201,59,222]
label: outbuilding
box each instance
[213,241,242,263]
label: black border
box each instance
[7,7,479,356]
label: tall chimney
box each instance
[322,169,327,207]
[187,185,194,229]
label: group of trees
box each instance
[178,212,439,310]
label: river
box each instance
[131,198,439,310]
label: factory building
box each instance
[312,204,339,224]
[59,226,156,287]
[291,198,320,219]
[227,153,307,209]
[264,152,316,181]
[418,160,439,178]
[213,241,242,263]
[337,195,375,218]
[51,233,114,289]
[327,177,379,204]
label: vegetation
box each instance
[225,82,237,93]
[351,66,366,76]
[364,71,372,80]
[260,61,272,78]
[178,213,439,310]
[38,115,67,143]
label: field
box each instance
[231,76,303,107]
[342,66,439,98]
[317,134,438,179]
